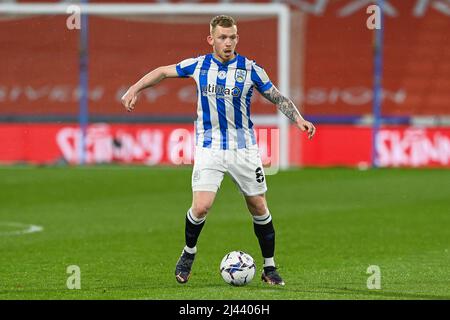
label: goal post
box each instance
[0,2,291,169]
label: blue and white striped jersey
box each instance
[176,53,273,150]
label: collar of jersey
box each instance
[210,53,238,66]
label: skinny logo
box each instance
[366,5,382,30]
[66,5,81,30]
[66,265,81,289]
[366,265,381,289]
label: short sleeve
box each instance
[176,58,199,78]
[250,62,273,92]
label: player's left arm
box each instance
[261,86,316,140]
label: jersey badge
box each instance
[235,69,247,83]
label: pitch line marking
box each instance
[0,222,44,236]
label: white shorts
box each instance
[192,146,268,196]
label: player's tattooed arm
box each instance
[261,86,301,123]
[261,86,316,140]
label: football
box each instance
[219,251,256,286]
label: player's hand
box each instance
[297,119,316,140]
[121,87,139,112]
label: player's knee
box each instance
[191,203,211,219]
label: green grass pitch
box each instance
[0,166,449,300]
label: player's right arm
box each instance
[121,64,178,112]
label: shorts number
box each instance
[255,167,265,183]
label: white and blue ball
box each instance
[220,251,256,286]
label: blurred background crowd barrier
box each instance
[0,0,449,167]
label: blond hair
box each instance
[210,15,236,34]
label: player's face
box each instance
[208,25,239,62]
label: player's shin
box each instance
[185,208,206,253]
[252,212,276,267]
